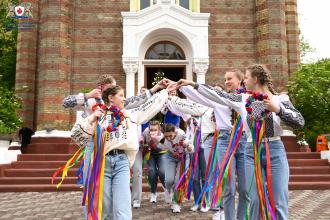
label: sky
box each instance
[297,0,330,62]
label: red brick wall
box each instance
[201,0,257,86]
[69,0,129,127]
[201,0,299,90]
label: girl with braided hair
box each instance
[177,64,305,220]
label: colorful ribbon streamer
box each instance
[175,122,202,200]
[246,119,277,220]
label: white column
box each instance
[125,72,135,97]
[193,58,209,84]
[122,57,139,98]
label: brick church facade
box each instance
[15,0,300,131]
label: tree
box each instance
[0,85,22,134]
[299,34,316,63]
[288,59,330,150]
[0,0,18,89]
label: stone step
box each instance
[289,182,330,190]
[290,175,330,182]
[25,143,79,154]
[0,183,162,192]
[288,159,329,166]
[17,154,73,161]
[0,184,82,192]
[0,177,78,185]
[286,152,321,159]
[4,168,79,177]
[290,166,330,175]
[11,161,79,169]
[31,137,72,144]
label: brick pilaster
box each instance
[285,0,300,76]
[35,0,73,130]
[255,0,289,90]
[15,0,39,129]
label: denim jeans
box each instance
[147,152,167,193]
[190,147,206,204]
[132,148,143,204]
[84,140,94,219]
[102,153,131,220]
[164,153,189,203]
[245,140,289,220]
[218,131,249,220]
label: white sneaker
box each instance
[132,200,140,208]
[150,193,157,203]
[200,205,210,213]
[164,189,171,204]
[213,210,225,220]
[190,204,199,212]
[172,203,181,213]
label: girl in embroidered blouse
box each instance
[140,120,167,204]
[71,84,175,220]
[160,123,193,213]
[177,64,304,220]
[176,70,249,219]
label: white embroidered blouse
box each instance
[71,90,169,166]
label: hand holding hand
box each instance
[166,82,178,93]
[86,89,102,99]
[177,79,195,88]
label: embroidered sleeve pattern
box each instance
[129,89,169,125]
[168,96,208,117]
[63,93,85,108]
[195,84,243,111]
[277,101,305,129]
[71,121,93,148]
[124,90,151,110]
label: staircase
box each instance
[1,136,330,192]
[0,137,158,192]
[288,152,330,190]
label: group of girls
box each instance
[59,63,304,220]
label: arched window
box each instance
[145,41,185,60]
[130,0,200,12]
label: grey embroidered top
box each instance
[194,83,305,139]
[62,90,153,117]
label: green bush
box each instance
[288,59,330,150]
[0,86,22,134]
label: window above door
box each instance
[145,41,185,60]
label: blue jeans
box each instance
[84,140,94,219]
[147,152,167,193]
[102,153,131,220]
[245,140,289,220]
[190,148,206,204]
[219,131,249,220]
[164,153,189,203]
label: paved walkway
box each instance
[0,190,329,219]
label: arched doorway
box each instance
[144,41,186,88]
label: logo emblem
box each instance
[15,6,25,17]
[7,2,33,19]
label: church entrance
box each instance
[145,66,185,89]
